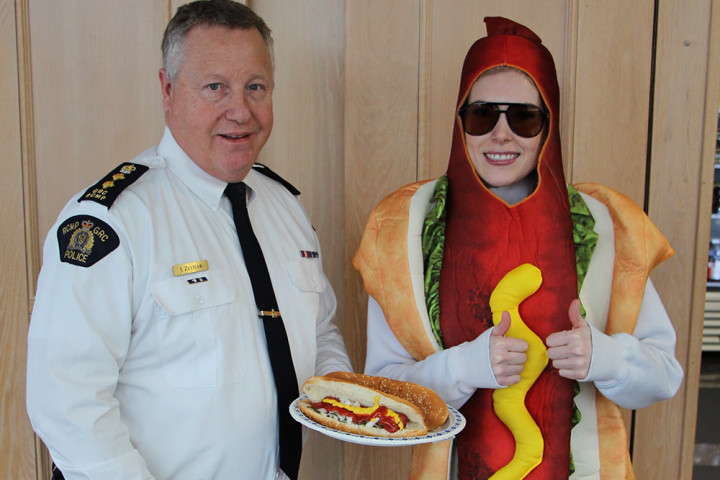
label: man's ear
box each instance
[159,68,172,111]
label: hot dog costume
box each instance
[353,18,682,480]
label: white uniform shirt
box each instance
[27,128,351,480]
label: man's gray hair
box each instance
[161,0,274,80]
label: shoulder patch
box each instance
[78,162,149,207]
[57,215,119,267]
[252,163,301,195]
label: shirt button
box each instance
[196,295,206,305]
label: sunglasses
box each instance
[459,102,548,138]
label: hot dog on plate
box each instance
[298,371,448,438]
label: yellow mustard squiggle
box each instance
[488,263,547,480]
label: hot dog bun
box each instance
[298,372,448,438]
[324,372,449,430]
[299,376,427,437]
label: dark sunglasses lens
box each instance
[461,104,499,136]
[506,105,545,137]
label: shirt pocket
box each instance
[285,258,327,293]
[284,258,327,319]
[150,270,246,388]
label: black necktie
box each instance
[225,182,302,480]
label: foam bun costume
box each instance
[354,16,681,480]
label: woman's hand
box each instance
[546,299,591,380]
[490,311,529,386]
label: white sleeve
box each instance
[314,273,353,375]
[364,296,502,409]
[583,279,683,409]
[305,217,351,375]
[26,211,156,480]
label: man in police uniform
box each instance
[26,1,352,479]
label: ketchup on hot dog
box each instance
[310,396,410,433]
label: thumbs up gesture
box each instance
[546,299,592,380]
[489,311,529,386]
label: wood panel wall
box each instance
[2,0,717,479]
[1,0,36,478]
[28,0,167,244]
[639,1,720,477]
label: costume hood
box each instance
[448,16,564,198]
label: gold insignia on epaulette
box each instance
[120,164,137,175]
[79,162,149,208]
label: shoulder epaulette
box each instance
[252,163,301,196]
[78,162,149,208]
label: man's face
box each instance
[160,25,274,183]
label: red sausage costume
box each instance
[354,17,679,480]
[440,18,577,478]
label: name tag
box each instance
[173,260,209,277]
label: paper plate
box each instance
[290,396,465,446]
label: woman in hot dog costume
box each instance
[353,17,683,479]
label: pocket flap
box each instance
[150,270,236,315]
[286,259,327,293]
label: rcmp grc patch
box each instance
[78,162,149,207]
[57,215,119,267]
